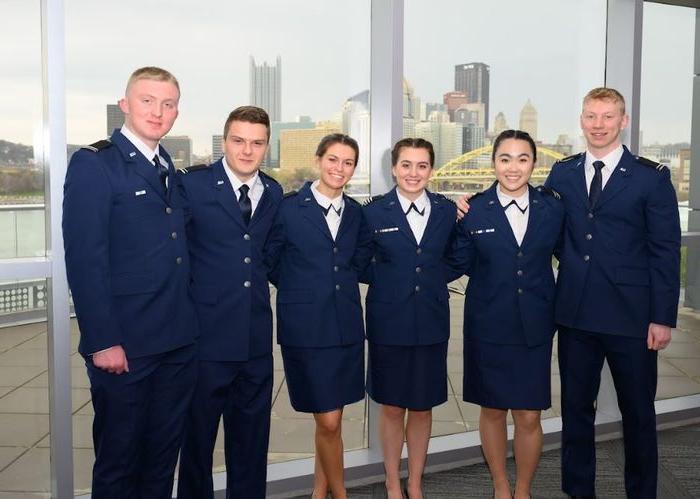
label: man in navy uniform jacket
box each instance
[63,67,198,498]
[176,106,283,499]
[546,87,681,499]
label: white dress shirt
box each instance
[396,190,431,245]
[497,184,529,247]
[311,180,344,240]
[585,144,623,193]
[222,157,264,216]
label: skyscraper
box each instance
[161,135,192,170]
[493,112,509,136]
[212,135,224,163]
[519,99,538,141]
[250,56,281,122]
[106,104,125,136]
[454,62,490,132]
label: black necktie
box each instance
[238,184,252,225]
[319,203,342,217]
[589,160,605,208]
[503,199,527,214]
[405,202,425,216]
[153,155,168,190]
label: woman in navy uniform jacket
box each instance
[264,134,364,499]
[355,138,456,499]
[446,130,564,499]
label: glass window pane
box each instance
[404,0,607,437]
[640,2,700,402]
[0,0,45,259]
[65,1,371,491]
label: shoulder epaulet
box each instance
[363,194,384,206]
[343,194,361,206]
[557,152,583,164]
[536,185,561,200]
[81,139,112,152]
[635,156,667,172]
[178,163,209,174]
[259,169,280,185]
[283,190,298,199]
[435,193,456,206]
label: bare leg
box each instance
[313,409,346,499]
[381,404,407,499]
[479,406,511,499]
[511,409,542,499]
[405,409,432,499]
[312,452,328,498]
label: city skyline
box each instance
[0,0,694,157]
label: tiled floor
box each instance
[0,290,699,495]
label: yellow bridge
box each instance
[429,145,565,190]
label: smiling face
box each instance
[222,121,269,181]
[493,137,535,198]
[119,78,180,149]
[392,146,433,200]
[580,97,629,157]
[315,142,357,198]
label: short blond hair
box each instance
[583,87,626,114]
[125,66,180,95]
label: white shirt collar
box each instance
[496,183,529,210]
[120,125,160,163]
[310,180,344,210]
[586,144,624,172]
[396,189,429,214]
[222,156,260,193]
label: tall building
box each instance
[443,91,467,120]
[414,121,461,168]
[212,135,224,163]
[403,78,421,120]
[519,99,538,141]
[454,62,490,132]
[279,125,341,171]
[493,111,509,136]
[250,56,281,122]
[425,102,447,119]
[106,104,125,136]
[161,135,192,170]
[341,90,370,185]
[462,123,486,153]
[454,102,486,129]
[269,118,315,168]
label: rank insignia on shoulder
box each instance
[536,185,561,200]
[283,190,298,198]
[81,139,112,152]
[179,164,209,174]
[635,156,667,172]
[558,152,583,163]
[363,194,384,206]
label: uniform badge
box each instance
[135,190,146,196]
[376,227,399,234]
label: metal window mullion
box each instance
[41,0,73,497]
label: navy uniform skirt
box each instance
[463,338,552,410]
[367,341,448,411]
[281,342,365,413]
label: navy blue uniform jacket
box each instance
[355,188,456,346]
[264,182,365,348]
[63,130,198,358]
[446,183,565,347]
[545,146,681,337]
[178,160,283,361]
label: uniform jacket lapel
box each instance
[336,194,358,242]
[112,131,167,203]
[422,190,448,243]
[299,182,334,241]
[595,146,633,209]
[520,184,545,249]
[565,153,589,210]
[212,160,247,229]
[482,183,519,248]
[385,188,417,245]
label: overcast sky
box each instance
[0,0,695,155]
